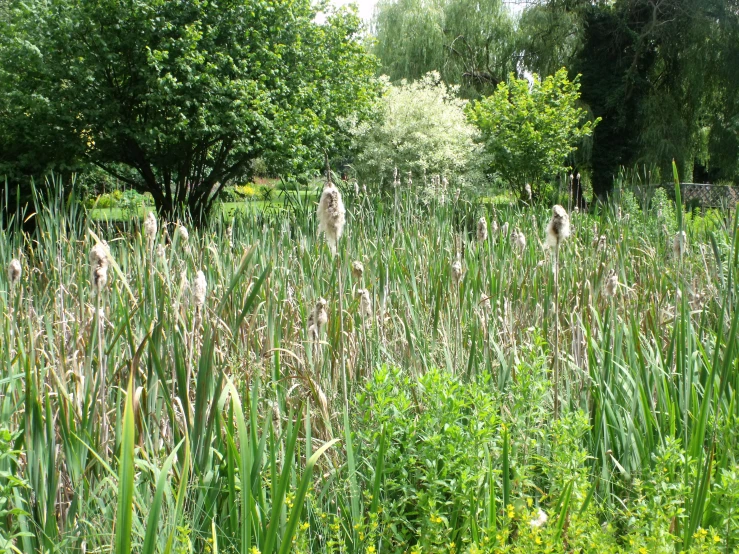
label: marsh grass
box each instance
[0,176,738,552]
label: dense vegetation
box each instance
[374,0,739,191]
[1,178,738,552]
[2,0,739,552]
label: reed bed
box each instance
[0,181,737,553]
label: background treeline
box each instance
[372,0,739,195]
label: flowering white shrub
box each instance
[342,72,484,190]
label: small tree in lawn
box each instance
[466,68,598,199]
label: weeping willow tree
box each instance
[371,0,518,97]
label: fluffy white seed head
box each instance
[511,229,526,251]
[597,235,607,252]
[351,260,364,280]
[156,244,166,260]
[356,288,372,320]
[490,220,499,235]
[90,242,109,270]
[501,222,509,237]
[673,230,687,258]
[93,265,108,292]
[176,225,189,244]
[524,183,532,200]
[144,211,157,241]
[317,182,346,256]
[477,217,488,243]
[226,225,234,247]
[308,297,328,339]
[545,205,571,249]
[7,258,21,287]
[451,259,463,285]
[193,270,207,309]
[530,509,548,529]
[605,269,618,298]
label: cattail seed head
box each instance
[451,258,463,285]
[317,182,346,256]
[356,288,372,320]
[351,260,364,280]
[193,270,207,309]
[90,242,109,269]
[93,265,108,292]
[90,242,110,293]
[673,231,687,258]
[545,205,571,249]
[144,211,157,241]
[156,244,166,260]
[226,225,234,247]
[176,225,189,244]
[477,217,488,243]
[501,222,509,237]
[524,183,532,200]
[605,269,618,298]
[7,258,21,287]
[511,229,526,251]
[597,235,607,252]
[308,297,328,339]
[490,220,499,235]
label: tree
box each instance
[466,69,598,197]
[0,0,378,221]
[371,0,518,98]
[343,72,483,189]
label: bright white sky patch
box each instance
[321,0,524,24]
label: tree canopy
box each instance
[0,0,379,220]
[372,0,518,98]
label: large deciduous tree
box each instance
[0,0,378,221]
[467,69,598,198]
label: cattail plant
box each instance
[673,230,687,259]
[545,205,570,419]
[501,221,509,238]
[89,240,111,450]
[511,229,526,251]
[193,270,207,315]
[7,258,21,317]
[7,258,21,289]
[175,224,189,250]
[226,224,234,248]
[451,257,463,286]
[317,181,346,256]
[604,269,618,298]
[477,217,488,243]
[356,288,372,323]
[524,183,532,201]
[351,260,364,281]
[90,242,110,294]
[307,297,328,341]
[144,211,157,244]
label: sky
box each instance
[327,0,525,24]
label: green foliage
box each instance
[0,0,379,220]
[0,427,31,552]
[344,72,483,189]
[372,0,517,97]
[467,69,599,197]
